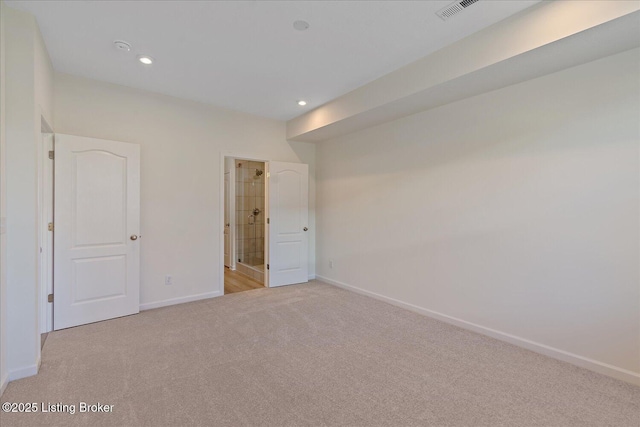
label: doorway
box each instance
[235,159,266,282]
[220,155,310,295]
[38,121,54,334]
[223,157,267,294]
[39,133,141,332]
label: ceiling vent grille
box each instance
[436,0,481,21]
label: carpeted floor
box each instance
[1,281,638,426]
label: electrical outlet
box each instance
[329,260,334,269]
[165,275,173,286]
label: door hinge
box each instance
[267,218,270,224]
[267,264,269,270]
[48,150,54,160]
[48,222,54,231]
[47,294,54,303]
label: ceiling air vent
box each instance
[436,0,481,21]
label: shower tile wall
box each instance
[235,160,265,268]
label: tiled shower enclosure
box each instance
[235,159,265,282]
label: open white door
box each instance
[54,134,140,330]
[267,161,308,287]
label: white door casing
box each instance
[54,134,140,330]
[267,161,309,287]
[224,171,231,268]
[39,133,54,333]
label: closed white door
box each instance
[54,134,140,330]
[267,161,308,287]
[224,171,231,267]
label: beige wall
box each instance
[315,48,640,383]
[3,4,55,384]
[54,73,316,308]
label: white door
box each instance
[54,134,140,330]
[224,171,231,268]
[267,161,309,287]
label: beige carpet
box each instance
[1,281,638,426]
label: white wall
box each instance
[3,4,55,383]
[34,23,54,128]
[0,0,9,395]
[316,48,640,384]
[54,73,315,308]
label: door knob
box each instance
[130,235,138,241]
[303,227,308,232]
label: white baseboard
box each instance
[316,275,640,386]
[3,355,41,393]
[140,290,222,311]
[7,361,39,383]
[0,372,8,397]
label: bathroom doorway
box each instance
[234,158,266,283]
[220,154,310,295]
[223,157,267,294]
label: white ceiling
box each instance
[7,0,541,120]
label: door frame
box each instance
[219,152,270,291]
[223,170,232,269]
[38,119,54,333]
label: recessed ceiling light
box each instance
[297,100,307,106]
[113,40,131,52]
[293,20,310,31]
[137,55,154,65]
